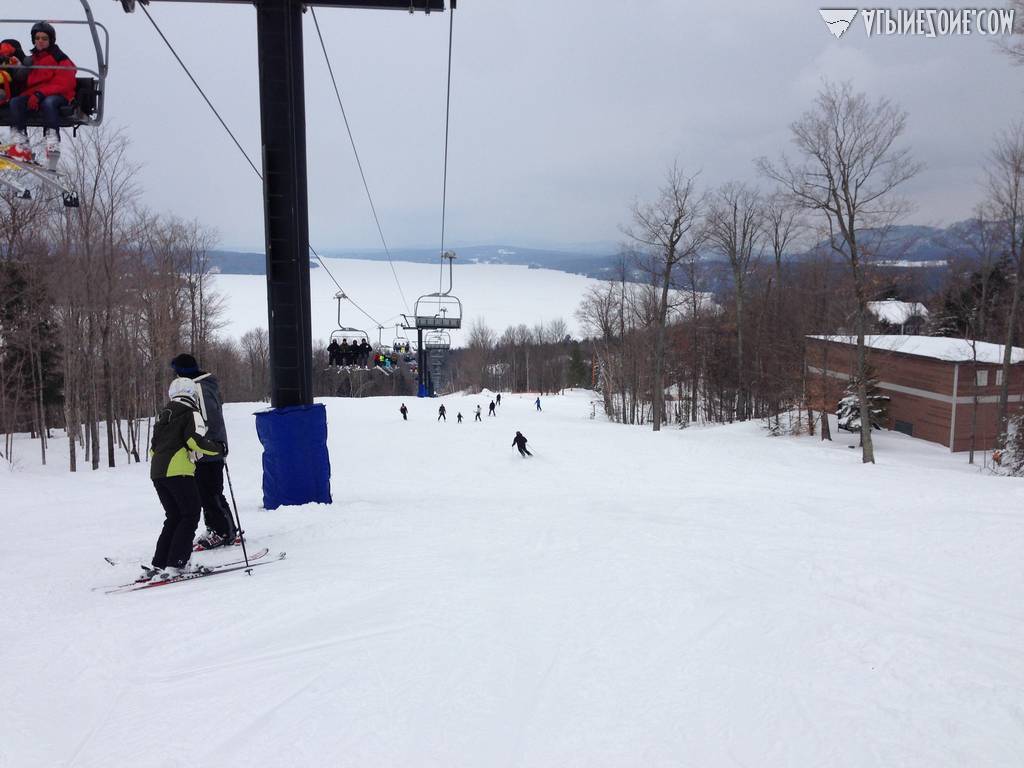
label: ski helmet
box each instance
[168,377,199,408]
[31,21,56,46]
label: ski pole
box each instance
[223,460,252,572]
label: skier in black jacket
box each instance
[512,431,532,457]
[146,377,223,578]
[170,353,237,549]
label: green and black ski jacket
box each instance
[149,400,221,480]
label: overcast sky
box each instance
[12,1,1024,251]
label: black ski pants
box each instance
[152,476,202,569]
[195,460,236,539]
[516,445,532,457]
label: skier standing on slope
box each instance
[145,378,223,579]
[438,404,446,421]
[496,393,501,406]
[400,403,408,421]
[475,404,482,422]
[512,431,532,457]
[170,353,237,549]
[457,412,463,423]
[488,400,496,416]
[535,396,542,411]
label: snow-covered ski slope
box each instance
[3,390,1024,767]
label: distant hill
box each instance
[207,223,990,284]
[207,245,622,279]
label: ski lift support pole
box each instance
[118,0,446,506]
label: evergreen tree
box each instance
[567,345,588,388]
[837,367,889,432]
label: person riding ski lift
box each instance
[0,40,27,108]
[3,22,77,171]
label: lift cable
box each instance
[437,0,456,294]
[310,6,411,316]
[139,3,385,330]
[140,3,262,181]
[310,244,385,329]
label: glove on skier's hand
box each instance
[26,91,42,111]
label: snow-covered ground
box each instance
[212,259,605,345]
[3,391,1024,767]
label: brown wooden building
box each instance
[806,335,1024,452]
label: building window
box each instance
[997,369,1004,386]
[977,370,988,387]
[894,420,914,436]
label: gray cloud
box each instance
[12,1,1024,249]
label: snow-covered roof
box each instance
[810,335,1024,364]
[866,299,929,324]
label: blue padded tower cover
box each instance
[255,403,332,510]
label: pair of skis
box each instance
[0,148,79,207]
[100,548,287,594]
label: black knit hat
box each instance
[31,21,56,45]
[170,353,199,376]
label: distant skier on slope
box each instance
[145,377,223,580]
[457,412,463,423]
[535,397,542,411]
[475,404,482,422]
[496,393,501,406]
[438,404,447,421]
[488,400,496,416]
[512,430,532,458]
[400,403,408,421]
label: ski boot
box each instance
[44,133,60,172]
[137,564,162,582]
[4,130,32,163]
[194,529,228,551]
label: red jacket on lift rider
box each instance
[4,21,77,170]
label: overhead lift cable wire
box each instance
[310,244,385,329]
[139,4,384,330]
[438,0,456,295]
[140,4,263,181]
[310,7,411,315]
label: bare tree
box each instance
[998,1,1024,64]
[706,181,764,420]
[759,80,922,463]
[624,165,705,431]
[985,121,1024,432]
[240,327,271,401]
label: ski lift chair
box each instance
[423,330,451,351]
[0,1,110,131]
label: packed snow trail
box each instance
[2,390,1023,767]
